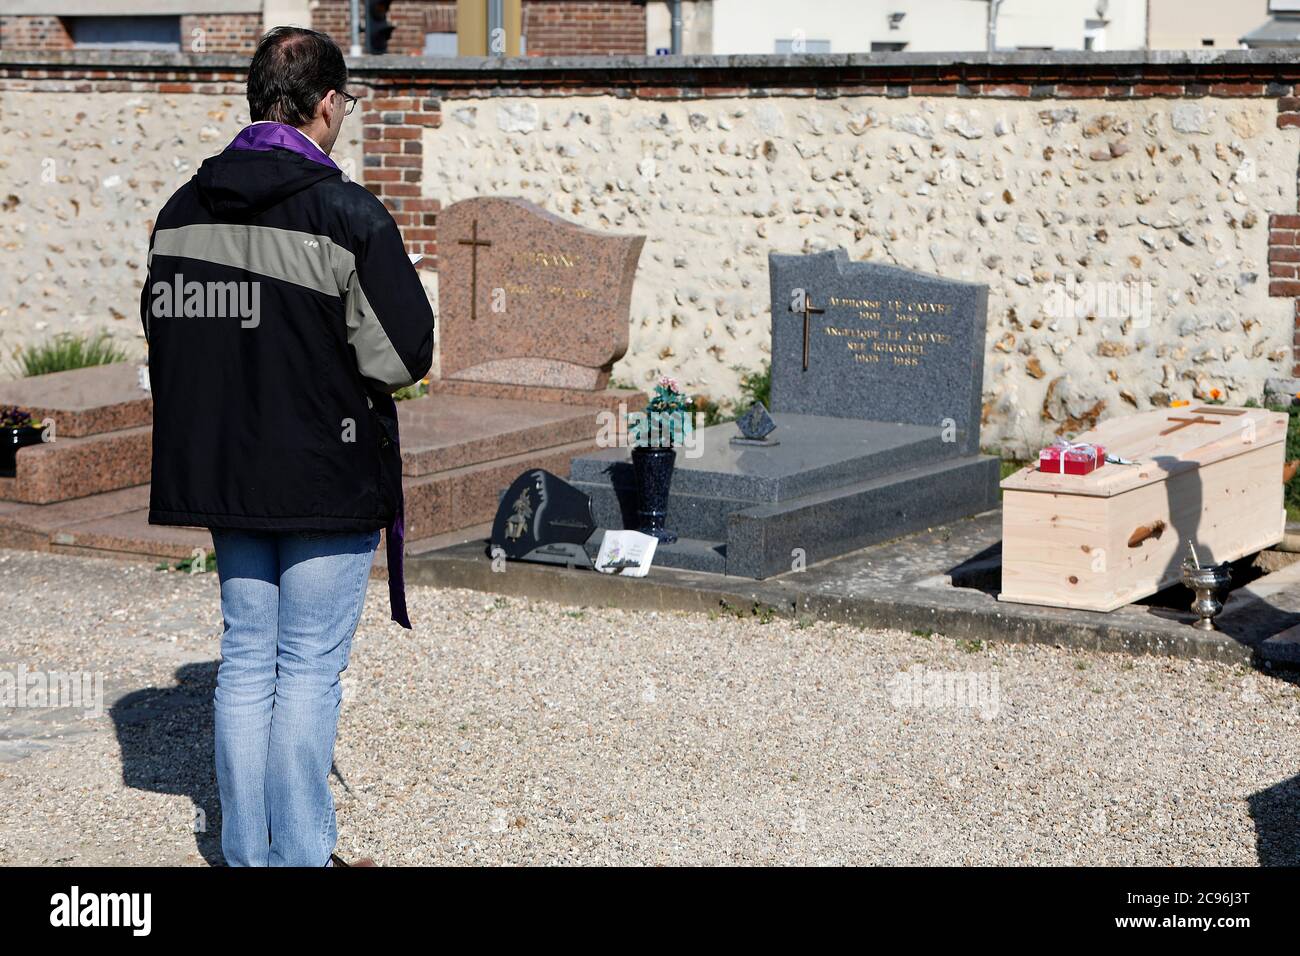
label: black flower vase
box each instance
[631,445,678,544]
[0,425,43,478]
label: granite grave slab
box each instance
[570,249,1000,578]
[0,202,652,556]
[394,197,648,538]
[0,362,152,438]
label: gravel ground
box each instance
[1,547,1298,866]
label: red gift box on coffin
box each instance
[1038,441,1105,476]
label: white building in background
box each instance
[1148,0,1264,49]
[648,0,1149,55]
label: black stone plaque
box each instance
[490,469,600,567]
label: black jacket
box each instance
[140,141,433,532]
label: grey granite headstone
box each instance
[769,249,987,454]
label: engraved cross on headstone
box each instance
[792,292,825,372]
[457,219,492,321]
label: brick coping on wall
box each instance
[7,48,1300,97]
[7,48,1300,374]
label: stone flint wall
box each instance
[0,54,366,384]
[3,50,1300,455]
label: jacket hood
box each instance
[195,141,339,219]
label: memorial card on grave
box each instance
[593,530,659,576]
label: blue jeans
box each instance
[210,529,380,867]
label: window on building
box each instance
[69,16,181,50]
[423,33,458,56]
[774,38,831,54]
[421,5,459,57]
[1202,38,1215,46]
[1083,18,1106,52]
[871,41,908,52]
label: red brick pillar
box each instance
[0,15,73,50]
[360,92,442,266]
[1271,97,1300,376]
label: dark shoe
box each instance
[329,853,378,867]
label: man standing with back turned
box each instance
[140,27,434,866]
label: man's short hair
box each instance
[247,27,348,127]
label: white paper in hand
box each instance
[594,530,658,576]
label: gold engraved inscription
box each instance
[515,251,582,268]
[502,281,594,301]
[823,295,955,369]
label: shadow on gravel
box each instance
[110,660,354,867]
[1249,772,1300,866]
[110,661,223,866]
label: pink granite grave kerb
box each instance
[0,362,151,438]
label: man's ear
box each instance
[318,90,337,128]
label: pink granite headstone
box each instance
[437,197,644,391]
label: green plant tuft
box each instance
[14,333,129,378]
[393,379,429,402]
[694,394,728,428]
[159,550,217,574]
[738,361,771,410]
[717,598,777,624]
[1267,404,1300,521]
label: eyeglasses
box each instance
[338,91,359,116]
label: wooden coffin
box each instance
[999,406,1288,612]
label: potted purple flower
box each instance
[630,377,694,544]
[0,406,43,478]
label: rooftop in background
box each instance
[11,45,1300,73]
[1149,0,1269,50]
[0,1,1287,59]
[1242,15,1300,47]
